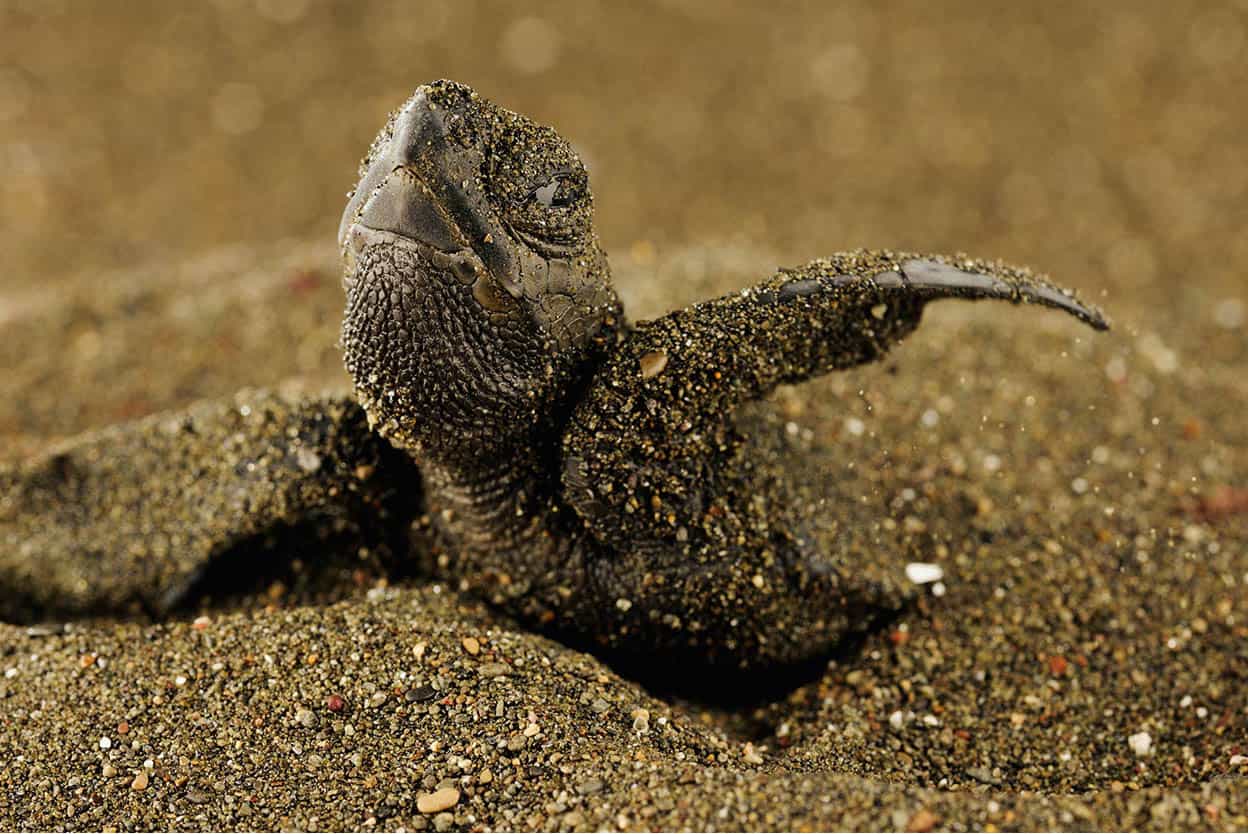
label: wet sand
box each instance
[2,1,1247,830]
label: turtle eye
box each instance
[528,169,578,209]
[532,175,562,207]
[499,161,590,256]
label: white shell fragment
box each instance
[905,562,945,585]
[1128,731,1153,757]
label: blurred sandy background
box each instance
[2,6,1247,829]
[2,0,1245,306]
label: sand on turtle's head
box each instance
[338,80,622,466]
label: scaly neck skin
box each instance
[413,418,578,557]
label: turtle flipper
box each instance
[0,391,417,623]
[563,251,1106,546]
[878,256,1106,328]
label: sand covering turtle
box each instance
[1,80,1106,671]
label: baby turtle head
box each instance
[339,80,622,462]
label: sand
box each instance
[1,1,1246,830]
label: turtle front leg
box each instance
[555,252,1106,668]
[563,250,1106,549]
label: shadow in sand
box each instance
[545,602,909,709]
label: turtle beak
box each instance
[339,86,522,297]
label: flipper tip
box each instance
[1018,283,1110,331]
[896,257,1110,332]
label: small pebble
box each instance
[1128,731,1153,757]
[416,786,461,814]
[406,685,438,703]
[477,662,511,677]
[905,562,944,584]
[906,809,939,832]
[576,777,604,795]
[131,770,149,791]
[639,350,669,378]
[462,636,481,656]
[295,447,322,472]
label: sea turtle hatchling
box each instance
[0,80,1107,670]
